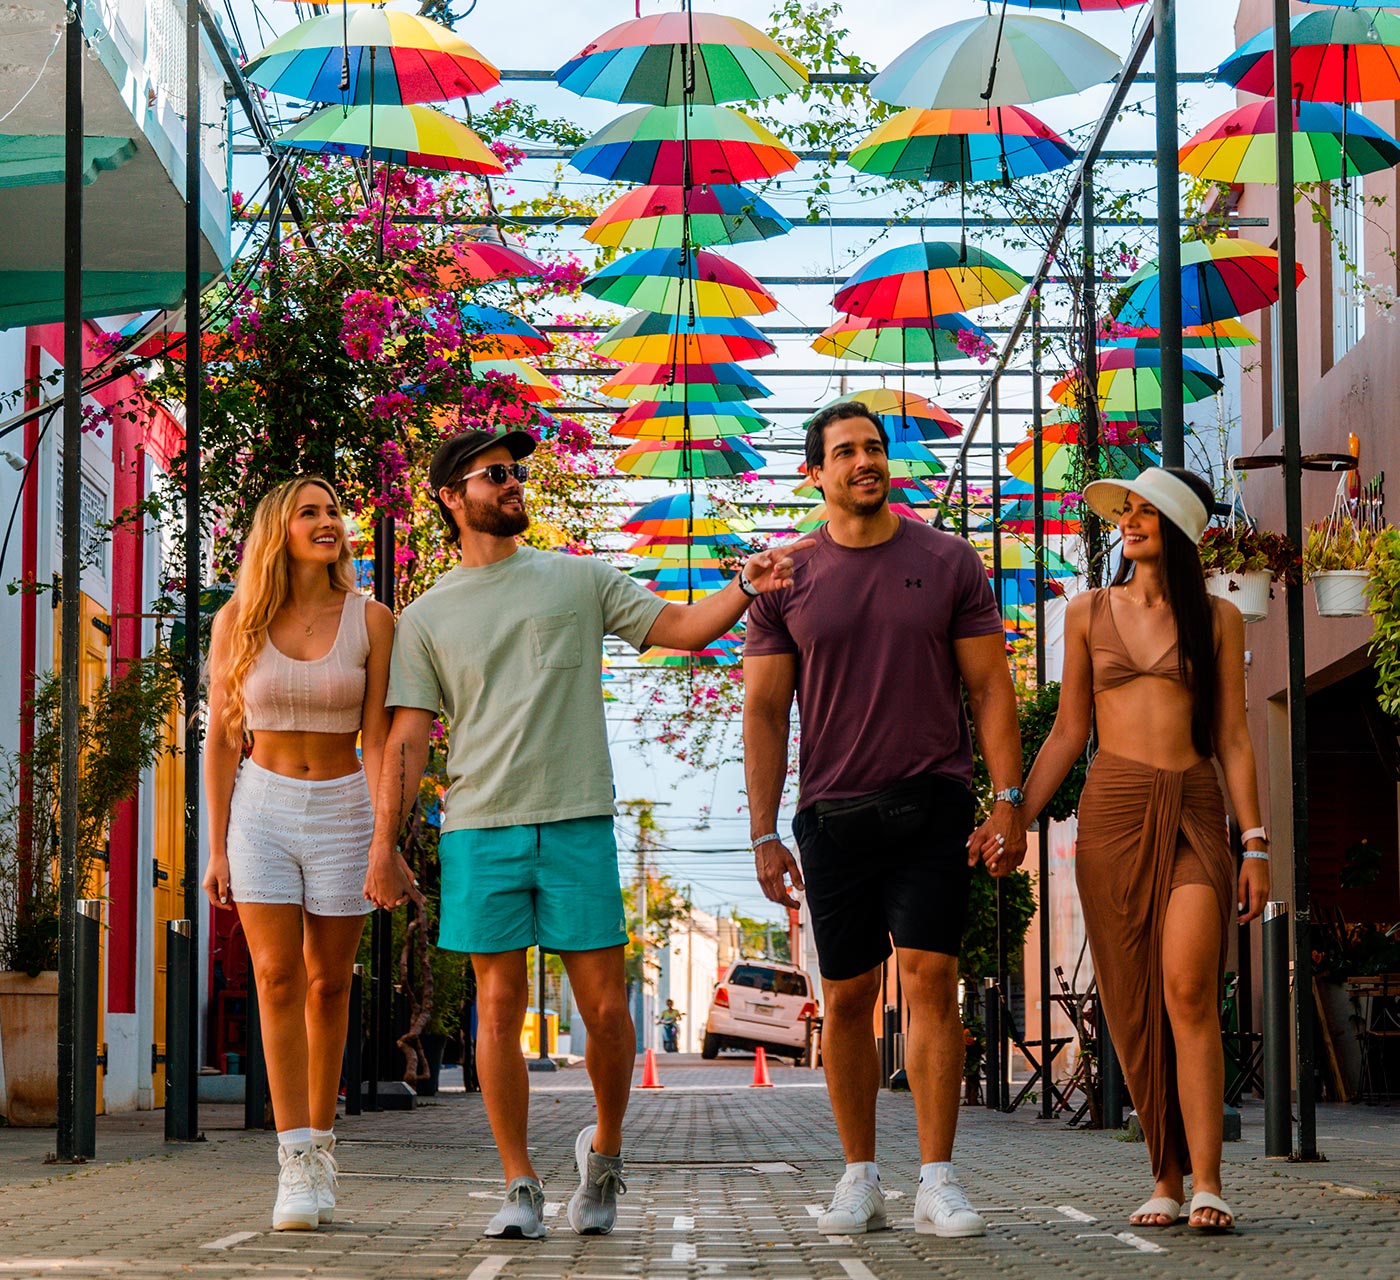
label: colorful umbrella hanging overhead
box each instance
[1216,9,1400,102]
[245,10,501,103]
[570,104,800,184]
[822,388,964,441]
[468,359,562,403]
[1101,318,1259,349]
[582,247,778,316]
[272,104,505,174]
[999,496,1084,535]
[431,236,544,287]
[459,304,552,357]
[621,493,752,541]
[848,106,1076,182]
[813,314,991,365]
[1002,0,1148,9]
[593,311,775,364]
[1180,100,1400,184]
[1114,239,1305,329]
[584,183,792,249]
[555,12,809,105]
[599,360,772,403]
[611,399,772,440]
[616,437,767,479]
[1006,424,1161,488]
[869,14,1121,109]
[1051,348,1224,415]
[834,242,1028,318]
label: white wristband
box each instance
[1242,850,1270,861]
[751,832,782,850]
[1240,826,1268,845]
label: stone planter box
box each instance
[0,971,59,1126]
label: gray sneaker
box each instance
[566,1124,627,1235]
[484,1177,547,1239]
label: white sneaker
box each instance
[914,1167,986,1238]
[273,1146,320,1231]
[818,1170,887,1235]
[311,1135,338,1225]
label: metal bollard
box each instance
[165,921,193,1140]
[881,1005,898,1087]
[1100,1007,1124,1129]
[74,899,101,1159]
[983,978,1001,1112]
[244,975,270,1130]
[346,964,364,1117]
[1263,901,1291,1157]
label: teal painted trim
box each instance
[0,270,215,331]
[0,135,138,189]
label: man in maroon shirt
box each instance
[743,401,1026,1239]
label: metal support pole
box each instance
[528,948,558,1071]
[346,965,363,1116]
[1038,819,1053,1119]
[983,977,1001,1112]
[1270,0,1320,1165]
[180,0,203,1144]
[165,921,192,1140]
[882,1005,898,1089]
[73,899,101,1159]
[55,0,85,1166]
[244,973,269,1130]
[1100,1007,1124,1129]
[1032,297,1047,670]
[1154,0,1185,467]
[369,515,397,1104]
[1262,901,1292,1157]
[1079,172,1104,583]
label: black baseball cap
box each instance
[428,428,537,494]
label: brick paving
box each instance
[0,1054,1395,1278]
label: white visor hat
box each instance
[1082,468,1210,545]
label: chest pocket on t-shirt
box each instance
[530,612,581,669]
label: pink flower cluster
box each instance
[955,328,996,363]
[341,290,401,360]
[372,439,413,523]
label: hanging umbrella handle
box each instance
[340,0,349,93]
[981,0,1011,104]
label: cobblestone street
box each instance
[0,1055,1395,1278]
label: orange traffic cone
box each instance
[750,1045,774,1088]
[639,1047,664,1089]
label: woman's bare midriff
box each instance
[1093,677,1209,774]
[249,729,363,780]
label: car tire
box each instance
[701,1032,720,1060]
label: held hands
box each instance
[754,838,805,910]
[1237,858,1270,924]
[741,538,816,595]
[202,853,233,910]
[966,803,1030,877]
[364,849,427,911]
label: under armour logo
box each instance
[905,578,923,588]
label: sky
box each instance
[221,0,1252,921]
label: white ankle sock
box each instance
[920,1161,953,1185]
[845,1161,880,1184]
[310,1127,334,1147]
[278,1127,313,1150]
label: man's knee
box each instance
[578,989,633,1043]
[824,970,882,1020]
[898,952,961,1021]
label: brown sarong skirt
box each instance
[1075,750,1233,1180]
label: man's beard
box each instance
[461,493,529,537]
[827,474,890,516]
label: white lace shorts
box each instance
[226,759,374,917]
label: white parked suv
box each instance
[701,960,817,1064]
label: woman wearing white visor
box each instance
[969,466,1270,1233]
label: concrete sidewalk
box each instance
[0,1055,1395,1278]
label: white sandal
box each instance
[1129,1196,1181,1226]
[1188,1191,1235,1232]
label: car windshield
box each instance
[727,965,808,997]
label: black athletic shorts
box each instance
[792,772,977,981]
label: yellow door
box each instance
[151,705,185,1104]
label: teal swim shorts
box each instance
[436,815,629,954]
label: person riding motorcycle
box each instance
[657,1000,683,1053]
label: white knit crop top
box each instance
[242,592,370,733]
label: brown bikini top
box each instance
[1090,588,1183,694]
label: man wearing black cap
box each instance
[367,428,809,1241]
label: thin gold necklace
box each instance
[1120,586,1167,610]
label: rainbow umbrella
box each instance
[593,311,775,364]
[599,361,771,403]
[632,564,734,590]
[640,640,742,665]
[1180,99,1400,184]
[1007,424,1160,488]
[468,359,561,403]
[571,105,800,185]
[556,12,807,105]
[998,496,1083,534]
[616,437,767,479]
[813,314,990,364]
[1114,239,1305,329]
[1051,348,1222,414]
[1101,318,1259,349]
[981,538,1079,576]
[272,104,504,173]
[870,14,1121,109]
[1216,9,1400,102]
[849,106,1075,182]
[584,184,792,250]
[611,400,771,440]
[583,248,777,317]
[459,305,552,358]
[822,388,963,440]
[629,537,747,559]
[433,236,543,286]
[245,11,500,104]
[622,493,751,539]
[834,242,1027,319]
[1003,0,1147,8]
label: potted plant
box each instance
[1197,525,1298,623]
[1367,527,1400,718]
[1304,518,1375,617]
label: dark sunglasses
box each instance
[461,462,529,485]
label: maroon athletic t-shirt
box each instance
[745,517,1003,808]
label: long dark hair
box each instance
[1109,467,1218,757]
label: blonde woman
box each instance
[203,477,394,1230]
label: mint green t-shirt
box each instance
[386,546,666,832]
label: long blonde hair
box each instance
[219,476,357,747]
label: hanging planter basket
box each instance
[1312,569,1370,618]
[1206,569,1274,623]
